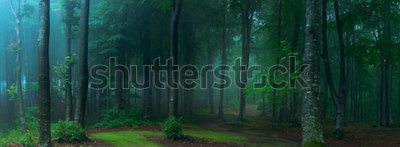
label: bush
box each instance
[20,130,35,147]
[52,121,87,143]
[160,117,184,140]
[93,108,143,129]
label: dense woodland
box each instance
[0,0,399,146]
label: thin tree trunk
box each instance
[38,0,51,146]
[75,0,90,127]
[9,0,27,133]
[322,0,345,139]
[290,0,300,125]
[302,0,324,145]
[237,0,253,123]
[207,30,215,114]
[64,4,73,121]
[333,0,347,137]
[218,0,228,119]
[168,0,182,117]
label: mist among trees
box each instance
[0,0,399,146]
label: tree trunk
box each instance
[322,0,344,139]
[290,0,300,125]
[9,0,27,133]
[218,0,228,119]
[333,0,347,137]
[302,0,324,145]
[168,0,182,117]
[75,0,90,127]
[38,0,51,146]
[237,0,253,123]
[207,30,215,114]
[64,3,73,121]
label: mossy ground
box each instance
[90,131,163,146]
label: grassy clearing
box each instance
[185,130,248,145]
[90,130,163,147]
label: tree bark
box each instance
[218,0,228,119]
[302,0,324,145]
[333,0,347,137]
[290,0,301,125]
[38,0,51,146]
[237,0,253,123]
[207,30,215,114]
[75,0,90,127]
[169,0,182,117]
[9,0,27,133]
[322,0,345,139]
[64,0,74,121]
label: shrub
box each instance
[19,130,35,147]
[160,117,185,140]
[93,108,143,129]
[52,121,87,143]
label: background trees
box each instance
[0,0,399,146]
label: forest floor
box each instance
[77,104,400,147]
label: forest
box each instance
[0,0,399,146]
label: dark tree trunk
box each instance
[333,0,347,138]
[322,0,344,139]
[218,0,228,119]
[64,1,74,121]
[75,0,90,127]
[290,0,301,125]
[302,0,324,145]
[207,30,215,114]
[237,0,253,123]
[38,0,51,146]
[169,0,182,117]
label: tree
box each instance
[75,0,90,127]
[218,0,228,119]
[237,0,254,123]
[38,0,51,146]
[332,0,347,138]
[168,0,182,117]
[59,0,80,121]
[301,0,324,145]
[9,0,27,133]
[321,0,345,139]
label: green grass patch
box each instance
[90,131,163,147]
[185,130,248,144]
[244,131,264,136]
[182,124,202,130]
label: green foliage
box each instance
[93,108,145,129]
[7,84,19,100]
[0,128,39,147]
[51,121,87,143]
[53,54,77,91]
[160,117,186,140]
[26,82,39,93]
[6,43,21,52]
[19,130,35,147]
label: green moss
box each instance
[185,130,248,144]
[90,131,163,146]
[302,140,325,147]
